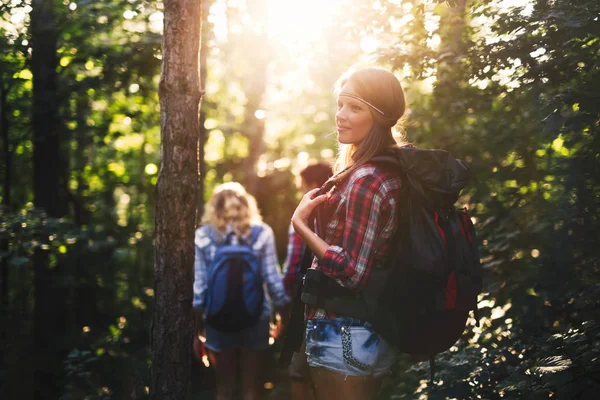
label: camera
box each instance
[301,268,324,306]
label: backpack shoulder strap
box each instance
[248,225,263,245]
[369,153,400,168]
[205,225,219,245]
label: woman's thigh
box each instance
[211,349,238,399]
[239,348,265,400]
[310,366,383,400]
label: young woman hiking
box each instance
[291,67,407,400]
[193,182,290,400]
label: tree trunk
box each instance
[0,237,8,371]
[197,0,211,225]
[0,81,11,208]
[33,246,68,400]
[237,29,269,193]
[435,0,468,111]
[150,0,202,398]
[72,95,91,226]
[30,0,67,218]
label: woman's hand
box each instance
[291,188,328,230]
[193,308,205,334]
[270,303,291,340]
[291,188,330,259]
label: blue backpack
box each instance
[205,226,264,332]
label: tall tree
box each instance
[238,27,269,193]
[150,0,203,398]
[197,0,212,225]
[0,73,10,208]
[30,0,67,218]
[29,2,71,399]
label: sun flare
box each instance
[264,0,348,46]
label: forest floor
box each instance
[190,342,292,400]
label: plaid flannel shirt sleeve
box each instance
[319,174,391,290]
[258,224,291,310]
[192,227,210,310]
[282,223,305,297]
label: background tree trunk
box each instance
[239,31,268,193]
[197,0,211,226]
[0,81,11,209]
[150,0,202,398]
[30,0,67,218]
[433,0,469,122]
[30,2,70,399]
[32,246,68,400]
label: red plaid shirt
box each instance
[306,163,402,320]
[282,223,306,298]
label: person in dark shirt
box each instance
[282,162,332,400]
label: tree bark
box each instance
[72,94,91,226]
[196,0,211,225]
[239,33,268,193]
[0,237,8,372]
[435,0,468,108]
[30,0,67,218]
[33,246,68,400]
[0,81,10,208]
[150,0,202,398]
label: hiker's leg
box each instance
[291,381,316,400]
[240,348,264,400]
[304,318,395,400]
[310,367,382,400]
[289,349,315,400]
[212,349,237,400]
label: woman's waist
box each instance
[305,308,366,327]
[305,306,363,323]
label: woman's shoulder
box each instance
[351,163,381,179]
[194,225,214,248]
[249,222,274,249]
[350,162,400,185]
[251,221,273,238]
[343,163,402,197]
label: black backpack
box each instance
[301,147,482,380]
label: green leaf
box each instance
[531,356,572,375]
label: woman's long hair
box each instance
[201,182,262,239]
[331,67,408,185]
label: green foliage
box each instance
[2,0,600,398]
[0,206,154,399]
[355,0,600,398]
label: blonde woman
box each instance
[193,182,290,400]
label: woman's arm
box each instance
[291,188,330,258]
[282,224,305,297]
[192,228,209,310]
[259,225,291,310]
[294,169,398,290]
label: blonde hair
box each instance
[201,182,262,239]
[332,67,408,184]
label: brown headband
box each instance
[339,92,399,123]
[339,92,385,115]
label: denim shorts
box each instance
[305,317,396,377]
[205,316,270,353]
